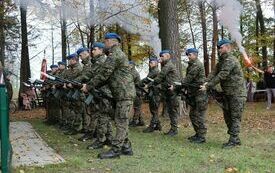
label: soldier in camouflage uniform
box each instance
[142,56,162,133]
[63,53,83,135]
[80,42,113,149]
[57,61,66,75]
[151,50,181,136]
[201,39,246,148]
[55,61,67,128]
[45,64,60,125]
[129,61,145,127]
[82,33,135,159]
[182,48,208,143]
[74,47,93,141]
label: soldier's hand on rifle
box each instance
[63,83,67,89]
[199,82,207,91]
[52,85,56,89]
[81,84,88,93]
[67,83,73,88]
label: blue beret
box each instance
[58,61,66,65]
[50,64,58,69]
[185,48,198,55]
[76,47,89,55]
[67,53,78,60]
[104,33,121,42]
[217,39,232,47]
[159,50,171,57]
[149,57,158,62]
[92,42,105,49]
[129,60,135,65]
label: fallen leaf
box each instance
[225,167,238,173]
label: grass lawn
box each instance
[12,102,275,173]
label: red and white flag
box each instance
[40,58,47,80]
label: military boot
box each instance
[87,140,104,150]
[143,125,155,133]
[98,148,121,159]
[164,128,178,136]
[222,135,241,149]
[190,136,206,144]
[64,129,78,135]
[129,119,139,127]
[137,117,145,126]
[60,125,70,131]
[187,134,198,141]
[104,138,113,146]
[121,140,133,156]
[78,132,93,142]
[154,122,162,131]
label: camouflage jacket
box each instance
[130,67,142,96]
[154,59,180,95]
[87,45,136,101]
[75,58,92,83]
[56,69,66,77]
[63,63,82,80]
[86,54,112,98]
[206,52,246,97]
[142,66,160,84]
[182,58,206,96]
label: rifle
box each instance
[41,72,83,100]
[41,72,114,104]
[174,81,225,108]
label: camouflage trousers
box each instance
[148,95,160,124]
[189,92,208,137]
[112,100,133,150]
[46,95,60,123]
[132,95,143,121]
[165,95,180,130]
[60,99,71,126]
[95,98,113,142]
[82,104,92,132]
[68,100,84,131]
[222,95,246,136]
[85,98,113,141]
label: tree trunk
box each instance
[61,0,67,63]
[199,1,209,76]
[184,1,196,48]
[255,14,259,56]
[61,20,67,63]
[88,0,95,48]
[19,4,31,103]
[127,34,132,60]
[0,1,5,66]
[75,23,85,47]
[211,6,218,72]
[88,26,95,48]
[255,0,268,68]
[158,0,182,76]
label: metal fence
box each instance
[0,70,12,173]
